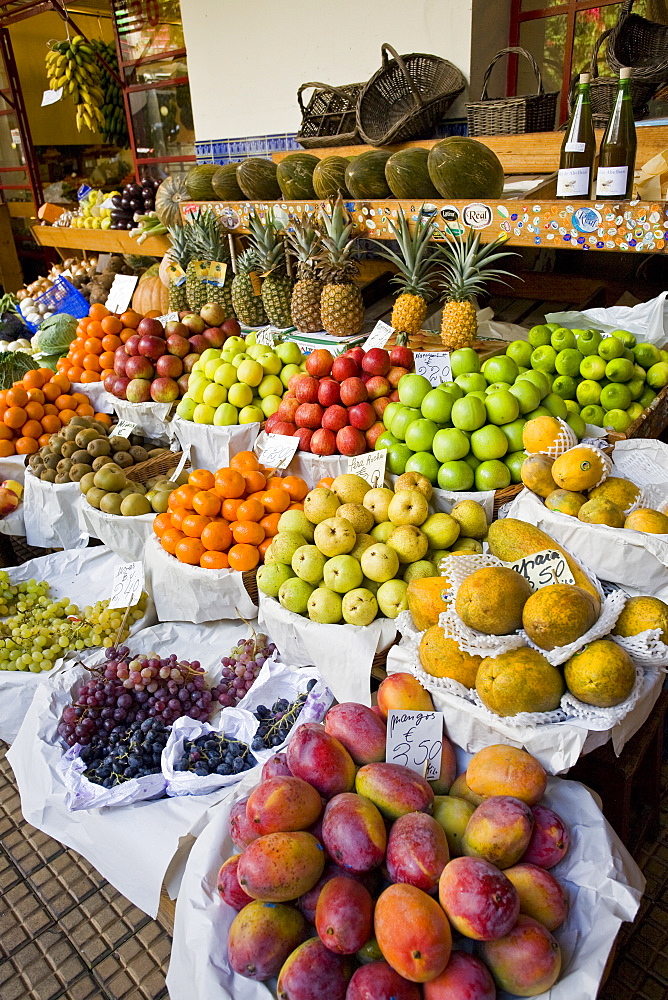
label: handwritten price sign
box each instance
[347,448,387,488]
[362,320,393,352]
[386,710,443,781]
[414,351,452,387]
[113,420,136,439]
[255,434,299,470]
[509,548,575,592]
[109,561,144,610]
[255,327,276,347]
[105,274,138,315]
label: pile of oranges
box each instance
[0,369,110,457]
[57,303,145,385]
[153,451,309,572]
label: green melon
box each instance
[212,163,246,201]
[313,156,351,200]
[345,150,392,200]
[276,153,320,200]
[155,174,189,228]
[385,147,440,200]
[185,164,218,200]
[236,158,281,200]
[427,137,504,199]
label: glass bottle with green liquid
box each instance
[557,73,595,200]
[596,68,637,200]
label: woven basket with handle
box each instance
[567,26,656,129]
[607,0,668,86]
[467,47,558,137]
[296,81,364,148]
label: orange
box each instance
[181,513,211,538]
[265,475,285,490]
[193,490,221,517]
[26,388,45,404]
[42,382,61,402]
[228,543,260,572]
[161,528,185,554]
[259,537,273,559]
[169,506,190,531]
[200,551,229,570]
[153,513,173,538]
[101,369,115,381]
[81,371,100,384]
[51,374,71,392]
[0,440,14,457]
[317,477,335,488]
[188,468,215,491]
[213,468,245,499]
[84,355,102,373]
[120,328,135,343]
[58,409,77,425]
[76,404,95,417]
[230,451,260,472]
[242,470,267,494]
[0,391,7,407]
[260,512,281,537]
[84,337,103,354]
[38,433,51,448]
[235,498,265,522]
[94,412,112,426]
[55,394,74,411]
[6,386,28,408]
[71,392,89,407]
[88,303,110,322]
[22,419,43,440]
[201,521,233,552]
[145,310,162,318]
[43,403,58,416]
[172,484,199,509]
[25,401,44,421]
[101,314,123,336]
[4,406,26,429]
[261,488,291,514]
[15,436,39,455]
[233,521,265,546]
[120,310,141,330]
[85,321,103,340]
[222,497,243,521]
[23,370,45,390]
[38,368,55,383]
[0,423,12,440]
[68,368,85,383]
[246,491,267,503]
[282,475,309,501]
[101,334,122,352]
[288,502,304,511]
[100,351,116,371]
[57,359,69,374]
[175,537,206,565]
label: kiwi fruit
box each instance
[75,428,100,447]
[113,451,134,468]
[79,472,96,494]
[108,436,130,452]
[91,420,109,435]
[49,437,65,456]
[72,449,92,465]
[129,445,149,463]
[69,463,92,482]
[148,447,169,458]
[56,458,73,474]
[40,468,57,483]
[85,487,107,509]
[93,466,127,492]
[127,480,146,494]
[43,454,59,471]
[69,416,87,428]
[88,438,111,458]
[55,473,70,484]
[92,455,114,471]
[28,454,42,470]
[61,441,79,459]
[100,493,123,515]
[120,494,152,516]
[63,426,79,442]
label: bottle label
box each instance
[565,141,586,153]
[596,165,629,198]
[557,166,590,197]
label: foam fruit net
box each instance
[439,554,527,658]
[539,418,578,459]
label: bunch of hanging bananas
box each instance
[90,38,128,147]
[45,34,125,140]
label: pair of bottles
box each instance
[557,68,637,200]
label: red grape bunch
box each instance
[212,633,277,708]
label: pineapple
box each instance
[376,207,438,346]
[247,209,293,329]
[317,196,364,338]
[438,228,517,350]
[165,223,192,312]
[287,214,323,333]
[231,248,267,327]
[185,208,234,318]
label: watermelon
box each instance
[313,156,350,200]
[385,147,440,200]
[345,150,392,200]
[236,158,281,200]
[185,164,218,200]
[212,164,246,201]
[427,137,504,199]
[276,153,320,199]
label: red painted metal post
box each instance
[0,25,42,206]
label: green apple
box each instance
[261,395,282,417]
[500,417,525,453]
[202,382,227,408]
[433,427,470,462]
[245,343,266,359]
[228,382,253,408]
[398,373,433,408]
[580,404,604,426]
[576,379,602,406]
[555,348,583,377]
[626,402,644,421]
[468,390,487,401]
[528,324,552,347]
[525,406,551,420]
[279,578,315,615]
[603,408,632,433]
[389,406,420,441]
[204,358,224,380]
[484,390,519,426]
[376,579,408,619]
[565,412,586,439]
[598,336,625,361]
[225,336,246,353]
[176,398,197,420]
[405,418,438,453]
[187,377,209,404]
[314,516,356,556]
[504,450,526,483]
[323,554,363,594]
[361,543,400,583]
[403,560,438,583]
[647,362,668,390]
[213,362,238,387]
[530,345,557,373]
[661,351,668,364]
[455,373,487,394]
[280,363,301,388]
[421,512,460,549]
[600,383,632,410]
[481,355,519,385]
[634,342,661,369]
[505,340,533,367]
[387,443,414,475]
[239,405,263,424]
[275,341,304,366]
[257,374,283,398]
[438,381,464,400]
[405,452,440,484]
[257,563,295,597]
[199,348,222,365]
[256,351,282,375]
[576,329,602,356]
[236,358,264,387]
[485,382,511,394]
[271,530,309,564]
[543,392,568,419]
[551,328,576,351]
[342,588,378,626]
[605,358,634,383]
[213,402,238,425]
[451,395,486,431]
[450,347,481,376]
[193,403,215,424]
[375,431,399,451]
[382,401,401,428]
[639,387,657,408]
[475,459,510,490]
[471,424,508,461]
[421,388,453,423]
[231,352,250,368]
[509,380,541,414]
[437,461,474,491]
[551,375,577,400]
[387,524,429,564]
[370,521,394,543]
[516,369,550,399]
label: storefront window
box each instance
[113,0,184,64]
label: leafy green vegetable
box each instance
[0,351,39,389]
[32,313,78,356]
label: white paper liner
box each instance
[0,502,25,537]
[171,416,260,472]
[23,471,88,549]
[163,709,260,798]
[104,393,173,441]
[165,747,644,1000]
[611,628,668,669]
[60,742,167,812]
[143,534,257,623]
[547,292,668,345]
[70,381,115,414]
[258,592,397,706]
[254,429,348,485]
[77,498,155,562]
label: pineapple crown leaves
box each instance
[316,195,359,284]
[437,226,520,303]
[181,207,230,264]
[376,206,439,299]
[235,247,260,275]
[247,208,287,278]
[286,213,322,267]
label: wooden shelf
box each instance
[30,225,170,257]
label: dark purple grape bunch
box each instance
[79,718,169,788]
[110,177,160,230]
[174,732,256,777]
[251,680,316,751]
[212,633,277,709]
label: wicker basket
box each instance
[126,450,190,486]
[357,43,465,146]
[607,0,668,86]
[243,567,258,605]
[567,27,656,129]
[467,47,558,137]
[296,81,364,148]
[607,382,668,445]
[493,483,523,518]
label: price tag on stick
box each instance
[105,274,138,315]
[414,351,452,386]
[255,327,276,347]
[347,448,387,488]
[109,561,144,610]
[362,320,394,352]
[156,311,179,325]
[113,420,135,439]
[255,434,300,471]
[508,549,576,593]
[42,87,63,106]
[386,710,443,780]
[169,445,191,482]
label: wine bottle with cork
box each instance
[556,73,595,200]
[596,67,637,200]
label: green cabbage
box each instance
[33,313,78,356]
[0,351,39,389]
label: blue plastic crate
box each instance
[23,276,89,333]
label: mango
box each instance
[229,795,260,850]
[216,855,253,910]
[487,518,600,609]
[481,914,561,995]
[429,734,457,794]
[466,745,546,806]
[476,646,565,716]
[439,856,519,940]
[277,937,353,1000]
[433,795,476,856]
[246,776,322,835]
[228,900,306,980]
[423,952,496,1000]
[356,762,434,820]
[522,583,598,650]
[462,795,534,869]
[504,863,569,931]
[315,876,374,954]
[262,751,292,779]
[419,628,482,687]
[322,792,387,872]
[375,883,452,983]
[521,804,570,868]
[377,672,434,718]
[237,831,325,902]
[455,566,532,635]
[449,773,485,806]
[406,576,451,631]
[287,723,356,798]
[386,812,449,892]
[347,960,422,999]
[297,862,366,923]
[356,937,384,965]
[625,507,668,534]
[324,702,386,764]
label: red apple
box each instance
[306,349,334,378]
[348,401,376,431]
[125,334,141,356]
[138,335,166,361]
[365,375,391,400]
[331,355,359,382]
[136,317,164,339]
[181,313,206,335]
[295,402,323,429]
[125,355,155,380]
[112,376,130,399]
[390,345,414,370]
[271,421,296,436]
[221,318,241,337]
[156,354,183,379]
[362,347,391,376]
[178,310,190,319]
[113,347,128,375]
[126,378,152,403]
[0,488,18,517]
[347,346,366,366]
[103,372,117,393]
[277,397,300,422]
[389,389,400,401]
[283,390,297,402]
[366,421,386,449]
[317,378,341,407]
[373,396,391,418]
[150,377,179,403]
[165,320,189,338]
[340,377,368,405]
[293,375,320,404]
[188,335,209,354]
[322,404,349,432]
[182,353,201,373]
[265,412,281,433]
[336,425,366,456]
[177,374,190,396]
[360,372,371,384]
[387,365,409,388]
[166,334,190,358]
[294,427,313,451]
[203,327,226,348]
[310,428,337,456]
